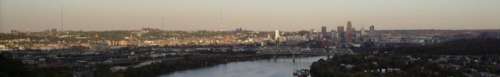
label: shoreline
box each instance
[108,54,320,77]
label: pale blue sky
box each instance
[1,0,500,32]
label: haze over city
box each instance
[2,0,500,32]
[3,0,500,77]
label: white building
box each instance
[274,30,281,40]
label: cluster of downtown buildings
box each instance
[1,21,500,77]
[315,21,376,48]
[1,21,495,52]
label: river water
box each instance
[159,56,327,77]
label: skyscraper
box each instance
[346,21,353,43]
[321,26,327,32]
[321,26,328,39]
[369,25,375,32]
[360,28,367,36]
[337,26,345,35]
[337,26,345,48]
[274,30,281,40]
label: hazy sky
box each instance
[1,0,500,32]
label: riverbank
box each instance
[101,54,319,77]
[161,55,326,77]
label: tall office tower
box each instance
[330,30,337,40]
[369,25,375,32]
[367,25,377,42]
[337,26,345,36]
[330,30,338,43]
[274,30,281,40]
[321,26,328,39]
[337,26,345,41]
[337,26,345,47]
[346,21,353,43]
[360,28,367,36]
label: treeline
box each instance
[309,54,500,77]
[309,37,500,77]
[391,38,500,55]
[354,38,500,55]
[310,55,464,77]
[0,56,73,77]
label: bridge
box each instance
[256,47,354,55]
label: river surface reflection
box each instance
[159,56,326,77]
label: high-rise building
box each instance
[321,26,328,39]
[369,25,375,32]
[346,21,353,43]
[337,26,345,34]
[274,30,281,40]
[367,25,377,43]
[337,26,345,48]
[321,26,327,33]
[330,30,337,40]
[337,26,345,40]
[360,28,367,36]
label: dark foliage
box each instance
[0,55,72,77]
[394,38,500,55]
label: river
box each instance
[159,56,327,77]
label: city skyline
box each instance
[2,0,500,32]
[2,1,500,77]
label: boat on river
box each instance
[293,69,310,77]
